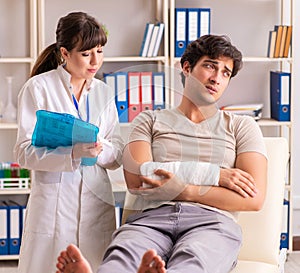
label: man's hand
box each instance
[219,168,257,198]
[129,169,187,201]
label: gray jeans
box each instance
[98,203,242,273]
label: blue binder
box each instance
[280,199,289,249]
[198,8,211,37]
[175,8,187,57]
[187,8,199,45]
[152,72,165,110]
[20,205,26,243]
[0,205,9,255]
[32,110,99,166]
[8,205,21,255]
[115,72,129,123]
[139,23,155,57]
[270,71,291,121]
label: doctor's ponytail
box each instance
[30,43,63,77]
[30,12,107,78]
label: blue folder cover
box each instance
[175,8,187,57]
[32,110,99,166]
[0,204,9,255]
[270,71,291,121]
[8,205,20,255]
[115,72,129,123]
[280,199,290,249]
[152,72,165,110]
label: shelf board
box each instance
[243,57,292,63]
[0,255,19,260]
[104,56,168,63]
[172,57,292,64]
[0,189,31,195]
[0,123,18,129]
[0,57,34,64]
[285,184,291,191]
[257,118,291,127]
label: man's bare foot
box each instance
[138,249,166,273]
[56,245,166,273]
[56,244,93,273]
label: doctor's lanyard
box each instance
[72,93,90,123]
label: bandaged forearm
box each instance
[140,161,220,186]
[130,174,187,201]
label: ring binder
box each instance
[32,110,99,166]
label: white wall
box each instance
[291,0,300,236]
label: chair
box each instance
[231,137,289,273]
[122,137,289,272]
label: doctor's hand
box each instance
[72,142,103,159]
[219,168,257,198]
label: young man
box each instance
[57,34,267,273]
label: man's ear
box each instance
[182,61,190,76]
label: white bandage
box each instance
[140,161,220,187]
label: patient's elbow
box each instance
[251,202,264,211]
[248,196,266,211]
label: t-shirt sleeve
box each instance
[234,115,267,158]
[125,111,155,145]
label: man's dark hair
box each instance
[180,34,243,78]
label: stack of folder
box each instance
[175,8,211,57]
[220,103,263,120]
[104,71,165,123]
[0,201,26,255]
[267,25,292,58]
[139,22,165,57]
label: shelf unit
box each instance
[169,0,294,252]
[0,0,37,125]
[0,0,36,261]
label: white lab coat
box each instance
[14,65,124,273]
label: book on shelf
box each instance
[268,25,292,58]
[267,30,277,58]
[283,25,292,58]
[139,23,155,57]
[146,25,159,57]
[139,22,164,57]
[279,25,288,58]
[152,23,165,57]
[273,25,283,58]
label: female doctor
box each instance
[14,12,123,273]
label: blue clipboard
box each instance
[32,110,99,166]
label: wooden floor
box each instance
[0,251,299,272]
[285,251,300,273]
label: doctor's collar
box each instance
[58,64,94,92]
